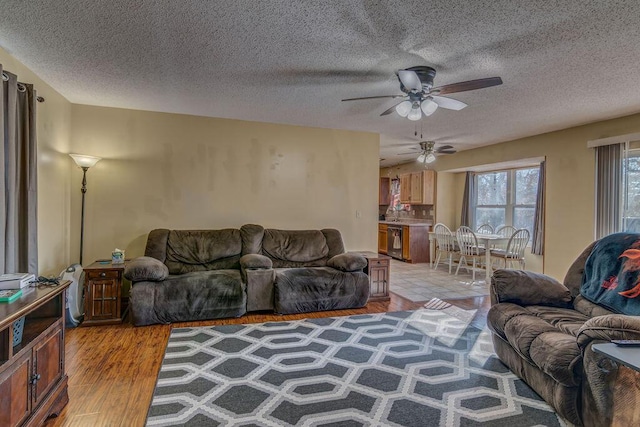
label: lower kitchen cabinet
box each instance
[402,225,430,263]
[378,224,388,254]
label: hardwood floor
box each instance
[44,294,489,427]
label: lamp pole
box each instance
[79,166,88,266]
[69,154,101,266]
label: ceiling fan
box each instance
[398,141,457,164]
[342,66,502,120]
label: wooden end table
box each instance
[82,261,129,326]
[353,251,391,302]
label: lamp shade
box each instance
[407,103,422,121]
[425,153,437,163]
[421,98,439,116]
[69,154,101,168]
[395,101,412,117]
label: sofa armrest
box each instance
[327,253,367,272]
[240,254,273,270]
[124,256,169,282]
[490,269,572,308]
[577,314,640,351]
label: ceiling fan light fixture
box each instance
[421,97,438,116]
[395,100,412,117]
[407,103,422,121]
[425,153,437,163]
[417,153,426,163]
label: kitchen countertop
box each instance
[379,220,432,226]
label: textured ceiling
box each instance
[2,1,640,166]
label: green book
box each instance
[0,289,22,303]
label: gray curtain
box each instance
[0,65,38,274]
[531,161,545,255]
[595,144,622,239]
[460,171,473,227]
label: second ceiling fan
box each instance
[342,66,502,120]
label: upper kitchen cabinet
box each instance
[379,177,390,205]
[399,170,436,205]
[399,174,412,204]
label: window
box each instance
[473,167,539,239]
[623,148,640,233]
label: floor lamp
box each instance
[69,154,101,265]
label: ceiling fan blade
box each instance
[432,77,503,95]
[397,70,422,92]
[396,152,420,155]
[436,149,457,154]
[430,95,467,111]
[380,99,408,116]
[342,94,405,101]
[437,144,454,150]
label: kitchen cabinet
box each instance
[379,177,390,205]
[0,282,70,427]
[378,224,388,254]
[401,225,430,263]
[399,174,412,203]
[399,170,436,205]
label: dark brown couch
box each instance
[124,224,369,326]
[488,242,640,426]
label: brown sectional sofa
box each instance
[488,242,640,426]
[124,224,369,326]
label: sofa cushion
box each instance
[487,303,530,340]
[491,269,572,308]
[130,269,246,325]
[530,332,582,387]
[521,306,590,337]
[262,229,329,267]
[165,229,242,274]
[124,256,169,282]
[327,253,367,272]
[581,232,640,315]
[274,267,369,314]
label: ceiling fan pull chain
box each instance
[421,122,423,139]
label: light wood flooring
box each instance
[44,293,489,427]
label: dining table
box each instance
[428,231,510,283]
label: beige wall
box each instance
[383,112,640,280]
[0,47,72,276]
[70,105,380,262]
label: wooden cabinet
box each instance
[0,282,70,427]
[378,224,388,254]
[83,261,128,326]
[401,225,431,263]
[399,174,412,203]
[355,252,391,302]
[379,177,391,205]
[399,170,436,205]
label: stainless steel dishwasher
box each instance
[387,225,403,259]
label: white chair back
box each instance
[476,224,494,234]
[496,225,516,237]
[456,226,482,256]
[434,223,455,252]
[506,228,530,259]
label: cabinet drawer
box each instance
[87,270,120,280]
[369,259,389,267]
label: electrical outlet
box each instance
[422,210,426,216]
[356,210,361,218]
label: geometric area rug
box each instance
[146,309,565,427]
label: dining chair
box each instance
[476,224,494,234]
[493,225,517,250]
[490,228,530,269]
[455,226,486,282]
[433,223,457,274]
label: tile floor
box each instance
[388,258,490,302]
